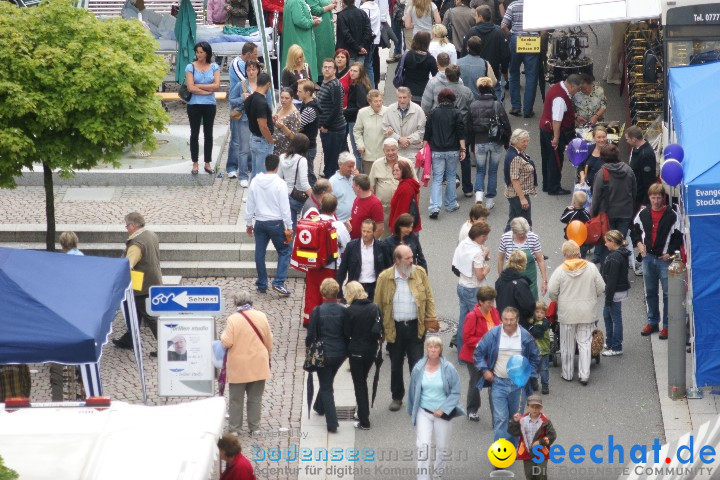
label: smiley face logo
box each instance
[487,439,516,469]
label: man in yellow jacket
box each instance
[375,244,437,411]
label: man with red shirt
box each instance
[538,74,581,195]
[631,184,683,340]
[349,174,385,239]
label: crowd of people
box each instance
[137,1,685,478]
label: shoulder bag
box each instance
[393,51,408,89]
[585,166,610,244]
[179,64,194,103]
[238,311,271,369]
[303,314,326,372]
[290,157,309,203]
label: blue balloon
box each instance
[567,138,589,167]
[664,144,684,163]
[507,354,531,387]
[661,159,683,187]
[212,340,227,369]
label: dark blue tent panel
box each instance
[688,217,720,386]
[0,248,130,365]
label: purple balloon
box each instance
[664,144,684,163]
[567,138,589,167]
[661,159,683,187]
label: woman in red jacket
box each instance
[218,434,256,480]
[389,160,422,233]
[459,286,501,422]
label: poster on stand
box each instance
[157,317,214,397]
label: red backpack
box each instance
[291,217,339,271]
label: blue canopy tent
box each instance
[669,61,720,387]
[0,248,147,401]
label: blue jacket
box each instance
[473,325,540,394]
[406,356,466,426]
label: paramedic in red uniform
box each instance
[302,194,351,326]
[538,74,581,196]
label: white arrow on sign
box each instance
[171,291,219,308]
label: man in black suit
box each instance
[336,218,388,300]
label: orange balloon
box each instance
[567,220,588,246]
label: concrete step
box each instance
[162,261,305,278]
[0,224,248,244]
[0,242,280,262]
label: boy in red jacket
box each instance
[508,395,557,480]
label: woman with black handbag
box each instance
[407,336,464,480]
[306,278,351,433]
[278,134,313,231]
[344,281,383,430]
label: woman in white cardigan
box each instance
[548,240,605,386]
[277,134,313,231]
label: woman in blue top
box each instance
[185,41,221,175]
[407,336,464,480]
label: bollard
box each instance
[668,251,687,400]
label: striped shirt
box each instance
[501,0,538,35]
[393,267,418,321]
[498,231,541,259]
[521,415,543,452]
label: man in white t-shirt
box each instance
[458,203,490,243]
[452,223,491,356]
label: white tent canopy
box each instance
[0,397,225,480]
[522,0,661,31]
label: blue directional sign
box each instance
[148,286,222,314]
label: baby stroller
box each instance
[546,301,601,367]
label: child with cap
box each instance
[508,395,557,480]
[528,301,551,394]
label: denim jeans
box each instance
[226,118,251,180]
[347,122,363,171]
[603,301,623,351]
[306,146,318,186]
[594,217,632,264]
[490,377,525,444]
[250,135,273,180]
[362,44,377,89]
[253,219,291,290]
[321,128,346,179]
[474,143,502,197]
[509,35,539,115]
[289,196,305,232]
[392,16,404,55]
[494,77,505,103]
[539,354,549,387]
[643,254,670,329]
[456,285,478,360]
[429,151,460,213]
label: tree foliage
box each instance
[0,455,19,480]
[0,0,169,187]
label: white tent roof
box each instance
[0,397,225,480]
[522,0,661,31]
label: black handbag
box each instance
[178,65,194,103]
[290,158,309,203]
[303,315,325,372]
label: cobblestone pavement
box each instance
[28,277,306,480]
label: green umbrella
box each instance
[174,0,197,84]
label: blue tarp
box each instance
[669,62,720,386]
[0,248,130,365]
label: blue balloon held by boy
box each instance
[507,354,532,387]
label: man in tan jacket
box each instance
[375,245,437,411]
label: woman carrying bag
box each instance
[278,134,313,231]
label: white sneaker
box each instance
[475,191,484,203]
[485,198,495,209]
[227,171,238,178]
[239,179,249,188]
